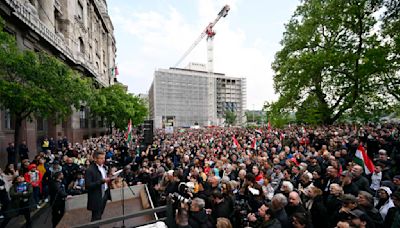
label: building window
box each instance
[77,0,84,20]
[79,106,88,128]
[91,116,97,128]
[37,117,44,131]
[78,37,85,54]
[95,39,99,55]
[4,109,14,130]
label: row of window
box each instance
[2,109,105,130]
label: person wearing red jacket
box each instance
[24,164,43,208]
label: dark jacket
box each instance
[85,163,111,211]
[275,208,290,228]
[189,210,212,228]
[343,182,359,196]
[211,199,233,222]
[18,144,29,160]
[308,195,329,228]
[7,146,16,164]
[353,175,372,194]
[359,204,383,227]
[6,181,33,217]
[285,203,306,218]
[261,218,282,228]
[50,180,68,207]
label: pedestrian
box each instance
[6,142,16,166]
[50,172,71,228]
[19,141,30,161]
[0,175,33,228]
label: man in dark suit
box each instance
[85,151,111,223]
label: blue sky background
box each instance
[108,0,300,110]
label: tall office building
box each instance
[0,0,117,164]
[149,63,246,128]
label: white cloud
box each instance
[110,0,279,110]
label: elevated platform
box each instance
[57,184,155,228]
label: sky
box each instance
[108,0,300,110]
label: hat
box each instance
[379,186,392,195]
[393,175,400,180]
[339,194,357,204]
[379,149,387,155]
[28,164,37,171]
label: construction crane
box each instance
[174,5,230,73]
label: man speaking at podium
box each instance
[85,151,112,224]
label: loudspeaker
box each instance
[143,120,153,145]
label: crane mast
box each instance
[174,4,230,73]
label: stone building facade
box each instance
[0,0,117,165]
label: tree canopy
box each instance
[0,17,92,144]
[271,0,399,124]
[224,111,237,126]
[90,84,148,130]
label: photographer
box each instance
[210,191,234,224]
[188,197,213,228]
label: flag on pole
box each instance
[125,119,132,142]
[232,135,241,148]
[111,66,119,77]
[354,144,375,175]
[280,132,285,141]
[251,137,257,150]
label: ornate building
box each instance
[0,0,117,164]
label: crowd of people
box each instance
[1,123,400,228]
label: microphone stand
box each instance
[114,172,135,228]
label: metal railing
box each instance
[71,205,172,228]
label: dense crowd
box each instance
[1,123,400,228]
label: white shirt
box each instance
[370,172,382,191]
[96,164,108,191]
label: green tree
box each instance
[263,101,293,128]
[381,0,400,102]
[272,0,392,124]
[245,111,262,124]
[0,17,92,148]
[224,111,237,126]
[90,84,148,132]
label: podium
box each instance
[57,184,155,228]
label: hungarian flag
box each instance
[125,119,132,142]
[255,129,263,136]
[232,135,241,148]
[111,66,119,77]
[251,137,257,150]
[354,144,375,175]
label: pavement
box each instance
[0,201,51,228]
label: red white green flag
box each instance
[125,119,132,142]
[232,136,241,148]
[354,144,375,175]
[251,137,257,150]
